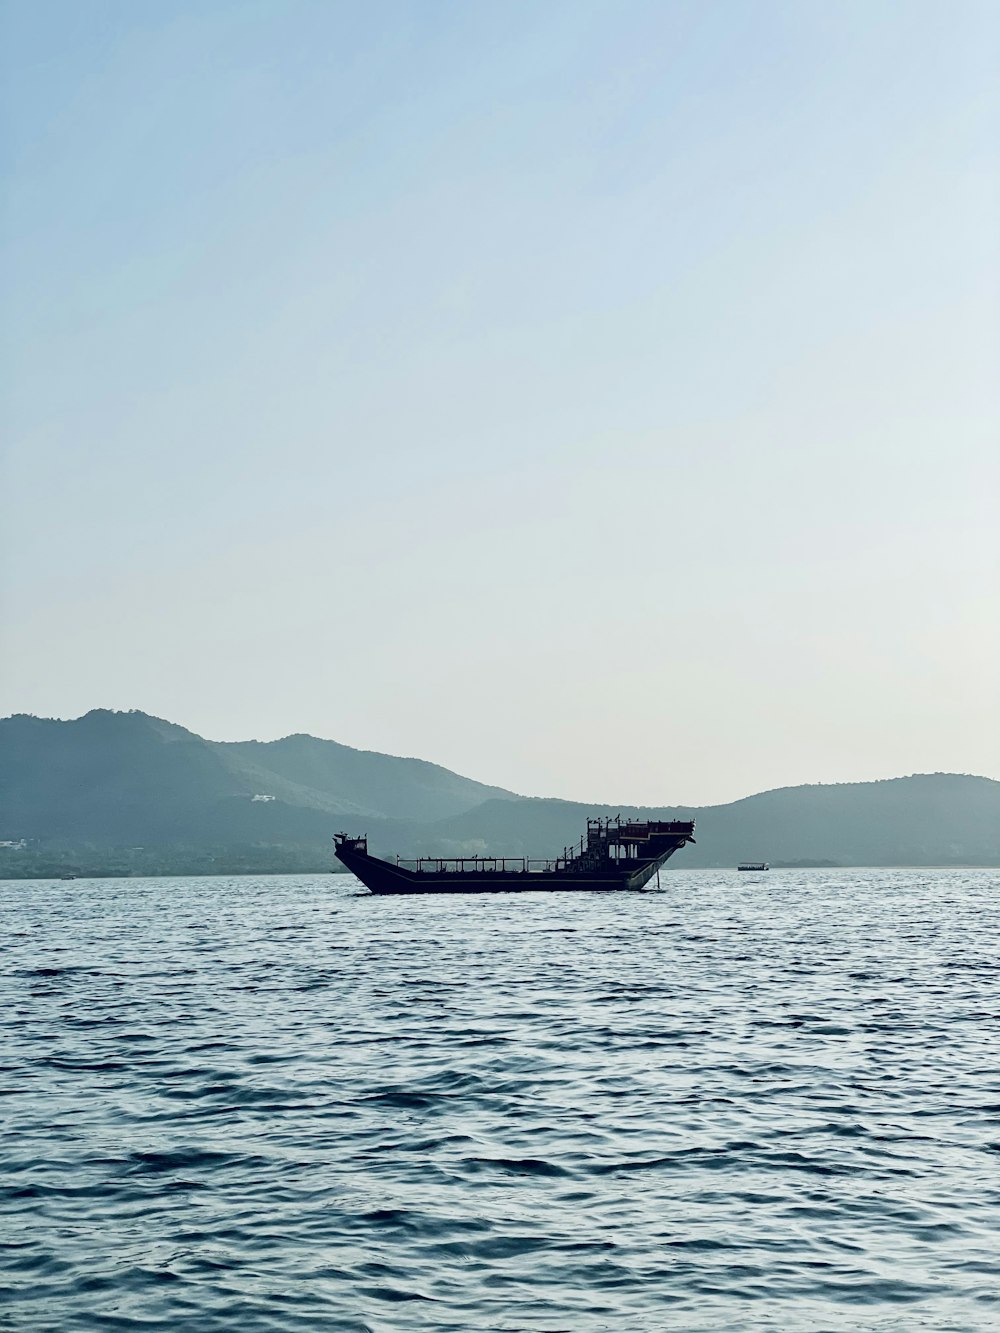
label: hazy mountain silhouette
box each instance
[0,709,515,848]
[216,733,516,823]
[428,774,1000,868]
[1,710,997,873]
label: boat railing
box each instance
[586,817,695,833]
[388,817,697,875]
[395,855,572,874]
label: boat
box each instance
[334,816,696,895]
[737,862,769,871]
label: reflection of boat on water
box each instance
[334,816,696,895]
[738,862,769,872]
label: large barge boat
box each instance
[333,816,696,895]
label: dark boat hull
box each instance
[334,840,689,895]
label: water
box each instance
[1,869,998,1331]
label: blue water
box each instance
[1,868,998,1331]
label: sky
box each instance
[1,0,998,807]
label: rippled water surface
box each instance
[2,869,999,1331]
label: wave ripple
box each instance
[1,868,998,1329]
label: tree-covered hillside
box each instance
[1,710,997,876]
[426,774,1000,868]
[0,709,514,851]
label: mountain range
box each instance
[1,709,997,876]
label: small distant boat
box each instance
[738,862,769,872]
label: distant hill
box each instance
[216,733,515,823]
[426,774,1000,868]
[0,710,998,875]
[0,710,515,852]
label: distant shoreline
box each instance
[3,863,997,882]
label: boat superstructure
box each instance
[333,816,696,895]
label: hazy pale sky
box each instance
[2,0,998,806]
